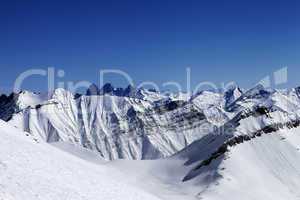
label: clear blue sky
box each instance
[1,0,300,93]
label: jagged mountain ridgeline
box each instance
[0,83,223,160]
[2,83,300,162]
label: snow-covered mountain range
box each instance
[0,84,227,160]
[2,83,300,199]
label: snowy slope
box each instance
[0,120,164,200]
[108,108,300,200]
[3,115,300,200]
[179,128,300,200]
[176,102,300,199]
[0,120,204,200]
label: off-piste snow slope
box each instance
[0,119,164,200]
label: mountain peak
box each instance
[123,85,136,97]
[243,84,272,98]
[224,85,243,106]
[100,83,114,95]
[86,83,100,96]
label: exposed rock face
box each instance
[0,93,19,121]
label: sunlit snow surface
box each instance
[2,85,300,199]
[2,118,300,199]
[0,120,162,200]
